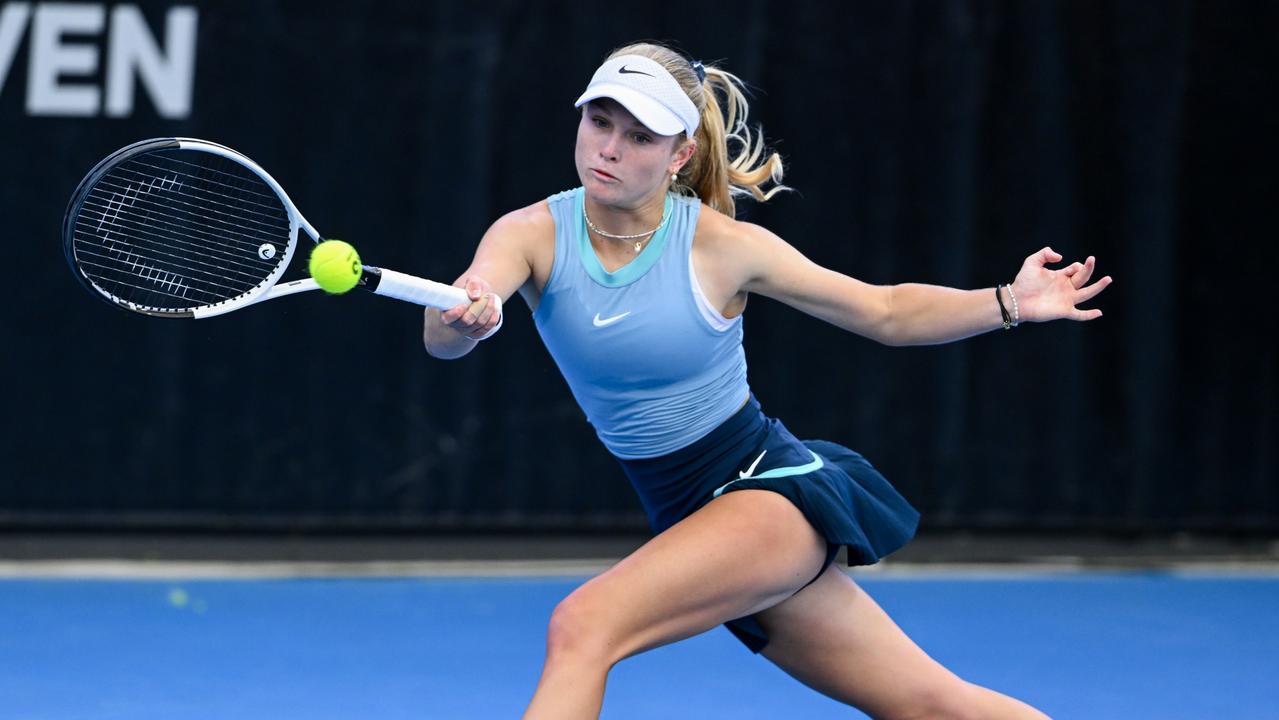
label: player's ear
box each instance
[669,138,696,176]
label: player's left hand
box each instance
[1010,247,1113,323]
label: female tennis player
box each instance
[424,42,1109,719]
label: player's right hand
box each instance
[442,275,503,340]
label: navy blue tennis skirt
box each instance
[614,395,919,652]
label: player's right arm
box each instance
[423,204,546,359]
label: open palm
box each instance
[1011,247,1113,323]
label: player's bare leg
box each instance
[522,489,825,720]
[758,566,1052,719]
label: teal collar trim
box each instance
[576,192,675,288]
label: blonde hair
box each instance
[606,43,787,217]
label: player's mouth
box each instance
[590,168,619,182]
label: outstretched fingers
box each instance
[1018,251,1113,323]
[1062,256,1095,289]
[1065,272,1112,321]
[1075,272,1112,303]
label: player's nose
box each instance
[599,133,621,161]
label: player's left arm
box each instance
[734,223,1112,346]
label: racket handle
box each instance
[368,268,469,309]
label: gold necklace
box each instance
[584,204,671,252]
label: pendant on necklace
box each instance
[634,240,642,253]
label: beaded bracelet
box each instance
[1006,283,1020,327]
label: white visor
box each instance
[573,55,700,137]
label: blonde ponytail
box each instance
[606,43,788,217]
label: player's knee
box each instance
[544,591,616,666]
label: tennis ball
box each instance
[309,240,362,294]
[167,587,189,608]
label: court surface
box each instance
[1,568,1275,719]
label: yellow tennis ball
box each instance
[309,239,362,294]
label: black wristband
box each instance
[996,284,1012,330]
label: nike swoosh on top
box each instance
[618,65,654,77]
[593,311,631,327]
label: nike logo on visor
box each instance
[593,311,631,327]
[618,65,654,77]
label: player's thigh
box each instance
[756,566,978,717]
[554,489,826,663]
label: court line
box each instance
[1,559,1276,580]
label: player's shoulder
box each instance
[694,202,780,256]
[492,199,554,232]
[485,199,555,246]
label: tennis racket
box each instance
[62,137,469,319]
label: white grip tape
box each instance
[373,269,469,309]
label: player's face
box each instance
[576,99,685,208]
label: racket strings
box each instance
[72,150,292,312]
[73,241,257,297]
[107,161,285,225]
[77,191,280,269]
[91,173,285,244]
[128,156,281,209]
[72,224,269,296]
[74,258,209,303]
[75,193,275,304]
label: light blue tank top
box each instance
[534,187,750,459]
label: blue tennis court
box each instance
[2,570,1275,718]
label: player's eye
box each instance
[632,133,652,145]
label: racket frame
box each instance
[64,138,470,319]
[175,138,321,318]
